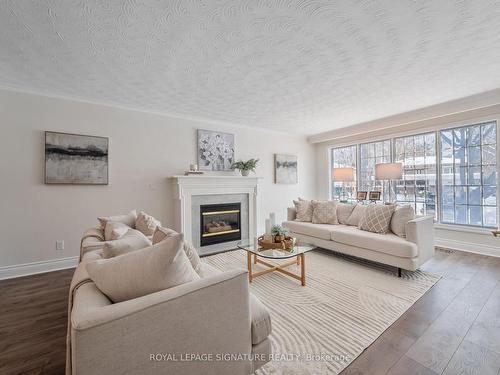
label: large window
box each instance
[331,145,357,200]
[440,122,497,227]
[359,140,391,202]
[394,133,437,216]
[328,121,497,229]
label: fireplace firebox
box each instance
[200,203,241,246]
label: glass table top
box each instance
[237,238,315,259]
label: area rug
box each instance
[203,249,440,374]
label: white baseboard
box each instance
[435,238,500,258]
[0,256,78,280]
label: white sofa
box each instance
[68,227,272,375]
[284,207,435,276]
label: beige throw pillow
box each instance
[311,200,338,224]
[135,211,161,236]
[359,204,396,234]
[152,226,202,274]
[337,203,356,224]
[346,204,367,226]
[98,210,137,229]
[390,205,415,237]
[87,233,200,303]
[293,198,313,222]
[102,229,151,258]
[104,221,130,241]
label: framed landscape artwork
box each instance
[197,129,235,171]
[45,131,109,184]
[369,191,381,201]
[356,191,368,200]
[275,154,298,184]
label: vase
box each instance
[241,170,250,176]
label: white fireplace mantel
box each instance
[170,175,261,246]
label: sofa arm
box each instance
[71,269,253,375]
[287,207,297,221]
[406,215,435,264]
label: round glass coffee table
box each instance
[237,239,315,286]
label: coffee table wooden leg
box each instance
[300,254,305,286]
[247,252,253,283]
[254,254,257,264]
[296,255,300,265]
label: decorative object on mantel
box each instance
[45,131,108,184]
[231,158,259,176]
[184,163,204,175]
[275,154,298,184]
[197,129,234,171]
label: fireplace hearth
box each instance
[200,203,241,246]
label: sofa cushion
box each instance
[346,204,366,226]
[250,294,272,345]
[102,229,151,259]
[293,198,313,222]
[283,221,334,241]
[337,203,355,224]
[86,233,200,303]
[104,221,130,241]
[359,204,395,234]
[330,226,418,258]
[98,210,137,229]
[153,226,202,274]
[197,262,221,278]
[135,211,161,236]
[391,205,415,238]
[311,200,338,224]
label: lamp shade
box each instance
[332,167,354,182]
[375,163,403,180]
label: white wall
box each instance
[0,89,315,271]
[313,105,500,257]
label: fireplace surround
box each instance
[171,175,259,255]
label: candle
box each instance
[265,219,271,235]
[269,212,276,227]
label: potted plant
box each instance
[231,158,259,176]
[271,224,287,242]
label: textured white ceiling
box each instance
[2,1,500,135]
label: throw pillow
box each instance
[293,198,313,222]
[359,204,396,234]
[135,211,161,236]
[311,200,339,224]
[152,226,202,274]
[86,233,200,303]
[98,210,137,229]
[104,221,130,241]
[337,203,356,224]
[346,204,367,226]
[390,205,415,237]
[102,229,151,258]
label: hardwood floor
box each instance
[341,249,500,375]
[0,268,73,375]
[0,249,499,375]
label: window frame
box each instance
[327,120,498,230]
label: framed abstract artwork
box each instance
[45,131,109,184]
[275,154,298,184]
[197,129,235,171]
